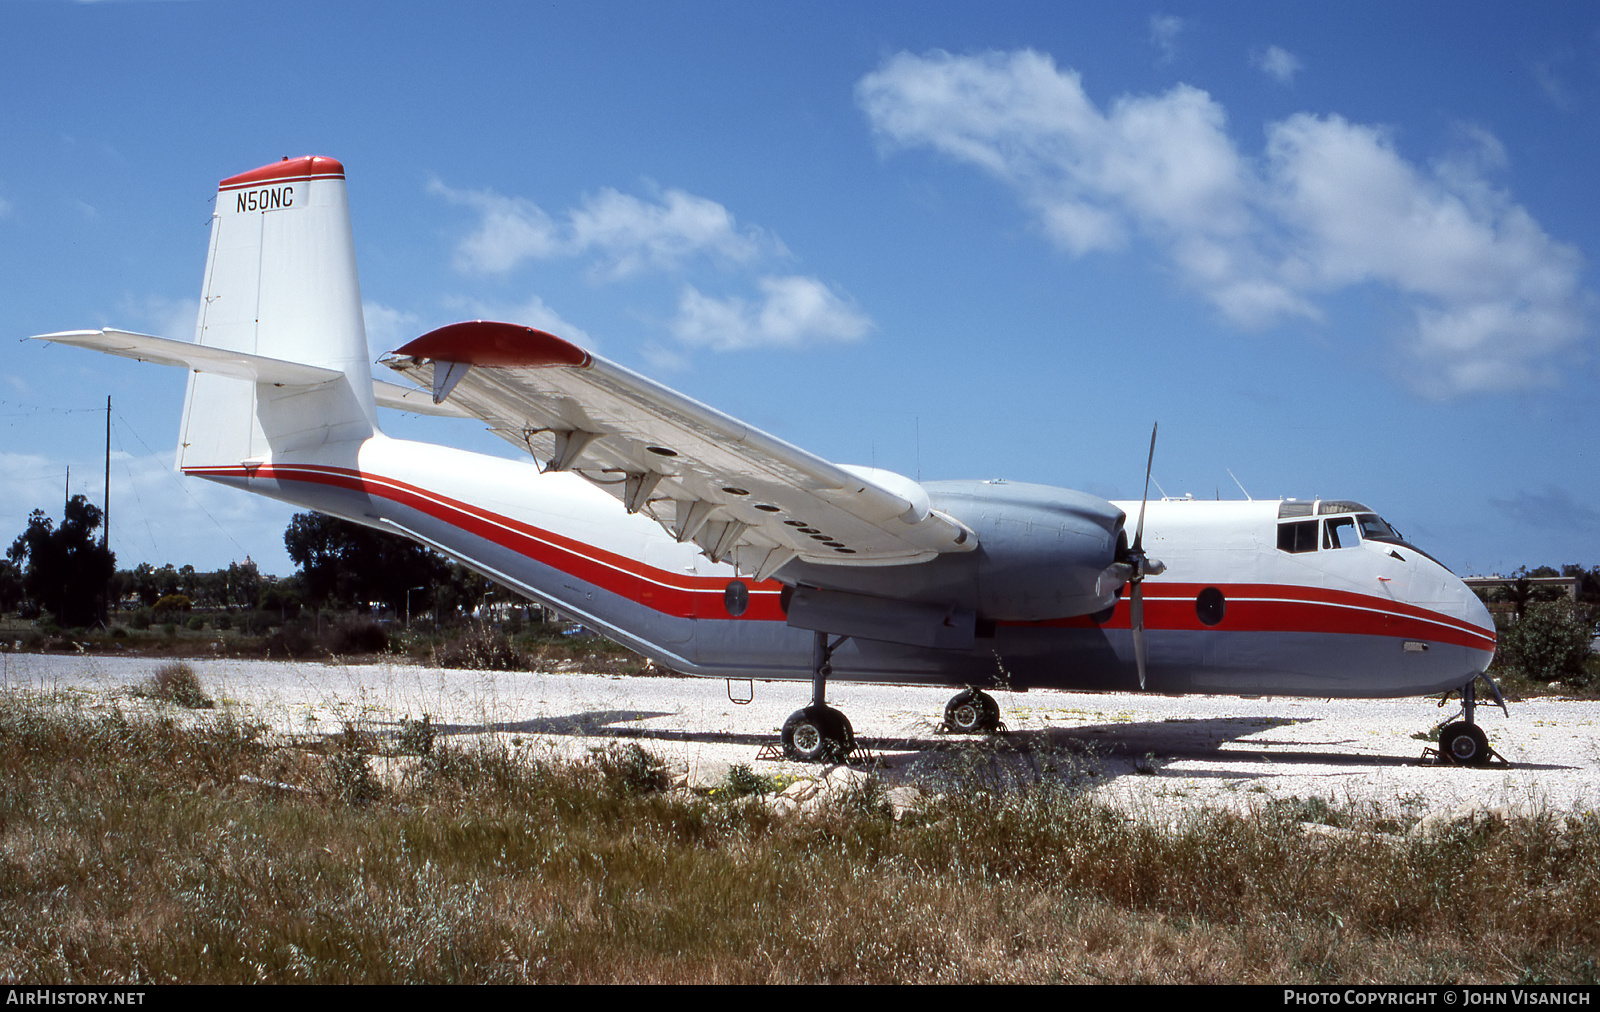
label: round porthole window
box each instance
[724,580,750,618]
[1195,587,1226,626]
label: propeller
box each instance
[1123,423,1165,689]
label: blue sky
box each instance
[3,1,1598,578]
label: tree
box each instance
[0,559,22,614]
[8,496,116,627]
[284,512,456,613]
[1499,600,1595,687]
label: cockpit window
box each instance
[1324,516,1358,550]
[1353,513,1453,572]
[1356,513,1397,541]
[1277,519,1318,553]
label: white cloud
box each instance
[1149,15,1183,64]
[1253,45,1303,85]
[1490,484,1600,534]
[431,179,772,278]
[857,49,1589,397]
[567,188,768,278]
[428,180,561,274]
[672,276,872,351]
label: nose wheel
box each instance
[1429,676,1508,767]
[1437,722,1491,765]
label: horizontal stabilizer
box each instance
[31,329,342,387]
[372,379,474,417]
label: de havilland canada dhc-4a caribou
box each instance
[34,156,1505,765]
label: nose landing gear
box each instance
[1429,675,1508,768]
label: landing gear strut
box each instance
[780,631,855,763]
[1434,675,1507,767]
[943,688,1001,734]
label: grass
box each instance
[1,690,1598,984]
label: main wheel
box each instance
[1439,722,1490,766]
[944,689,1000,733]
[781,705,855,762]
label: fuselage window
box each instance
[1195,587,1226,626]
[1277,519,1318,553]
[1324,516,1359,550]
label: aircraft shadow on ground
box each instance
[384,709,1567,783]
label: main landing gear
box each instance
[780,631,856,763]
[777,633,1008,761]
[942,688,1002,734]
[1433,675,1508,767]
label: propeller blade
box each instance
[1130,579,1147,691]
[1129,421,1157,691]
[1133,422,1157,553]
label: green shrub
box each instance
[133,661,214,709]
[437,627,524,670]
[396,714,436,756]
[330,619,390,655]
[263,623,316,658]
[592,742,670,796]
[151,593,192,623]
[1499,601,1595,686]
[726,763,783,796]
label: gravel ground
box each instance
[6,651,1598,818]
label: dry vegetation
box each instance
[1,687,1598,984]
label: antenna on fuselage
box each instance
[1226,468,1252,500]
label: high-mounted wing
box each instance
[380,321,976,581]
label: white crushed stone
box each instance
[5,651,1596,820]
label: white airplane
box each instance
[34,156,1502,764]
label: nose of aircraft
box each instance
[1441,569,1497,669]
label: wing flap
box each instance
[381,321,976,575]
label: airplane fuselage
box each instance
[189,433,1495,700]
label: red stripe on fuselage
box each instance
[187,463,785,622]
[190,464,1493,649]
[1004,585,1494,651]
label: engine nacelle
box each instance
[779,479,1127,626]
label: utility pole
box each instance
[103,396,110,548]
[101,396,111,627]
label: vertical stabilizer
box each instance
[178,156,378,469]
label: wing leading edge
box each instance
[380,321,976,581]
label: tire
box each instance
[1439,722,1490,766]
[944,689,1000,734]
[781,705,854,762]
